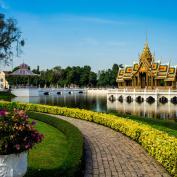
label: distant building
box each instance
[117,41,177,89]
[0,71,9,90]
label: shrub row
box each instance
[27,111,84,177]
[0,101,176,176]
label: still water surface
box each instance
[12,93,177,120]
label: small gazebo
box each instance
[10,63,38,87]
[9,63,40,97]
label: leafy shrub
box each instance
[0,101,176,176]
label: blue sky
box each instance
[1,0,177,71]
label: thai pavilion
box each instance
[117,42,177,90]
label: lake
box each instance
[12,93,177,121]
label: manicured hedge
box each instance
[27,112,84,177]
[0,91,15,100]
[0,101,176,176]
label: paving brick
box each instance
[54,115,171,177]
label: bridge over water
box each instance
[39,88,86,95]
[11,88,86,97]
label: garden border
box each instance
[0,101,176,176]
[27,112,83,177]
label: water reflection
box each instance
[107,100,177,120]
[12,94,107,113]
[12,93,177,120]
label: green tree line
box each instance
[7,64,123,88]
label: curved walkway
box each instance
[55,115,170,177]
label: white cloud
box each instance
[75,16,124,25]
[47,14,128,25]
[79,37,126,46]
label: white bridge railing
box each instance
[108,88,177,94]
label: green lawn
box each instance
[26,112,84,177]
[25,119,69,177]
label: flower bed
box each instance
[0,109,43,155]
[0,101,177,176]
[0,108,43,177]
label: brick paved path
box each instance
[56,115,170,177]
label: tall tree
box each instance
[51,66,63,86]
[80,65,91,86]
[0,14,24,65]
[97,64,123,87]
[110,64,119,86]
[89,72,97,87]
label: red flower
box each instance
[0,110,7,117]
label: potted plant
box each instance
[0,109,44,177]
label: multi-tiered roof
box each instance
[117,42,177,83]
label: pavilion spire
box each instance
[145,31,149,47]
[140,33,152,64]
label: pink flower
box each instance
[0,110,7,117]
[0,109,44,154]
[25,144,30,149]
[15,144,20,150]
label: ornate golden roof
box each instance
[116,41,177,83]
[116,69,125,82]
[165,67,176,81]
[140,42,152,64]
[156,64,168,79]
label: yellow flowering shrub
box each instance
[0,101,177,176]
